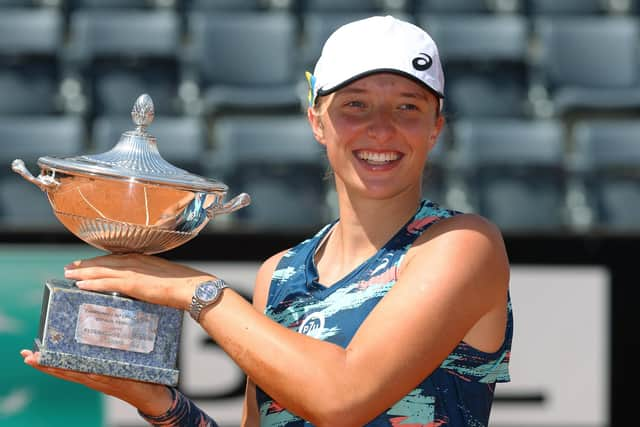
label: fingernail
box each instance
[64,260,81,269]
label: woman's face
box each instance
[308,72,444,201]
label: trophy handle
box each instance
[11,159,60,191]
[207,192,251,218]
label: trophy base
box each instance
[36,278,183,386]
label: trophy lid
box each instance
[38,94,227,193]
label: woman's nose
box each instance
[366,107,395,142]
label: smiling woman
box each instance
[309,73,443,202]
[22,15,512,427]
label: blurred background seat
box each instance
[207,115,329,230]
[419,14,531,118]
[525,0,632,15]
[90,115,208,173]
[184,0,291,12]
[570,119,640,231]
[0,8,63,115]
[67,0,170,9]
[0,116,85,228]
[451,118,568,232]
[0,0,49,6]
[63,9,182,117]
[414,0,522,14]
[530,16,640,117]
[299,0,382,13]
[183,11,302,116]
[0,115,85,171]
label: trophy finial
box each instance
[131,94,155,131]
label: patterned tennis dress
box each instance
[255,199,513,426]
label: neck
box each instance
[335,191,421,249]
[315,186,421,285]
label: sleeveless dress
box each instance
[255,199,513,426]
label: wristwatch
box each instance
[189,278,228,322]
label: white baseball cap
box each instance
[306,15,445,109]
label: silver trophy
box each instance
[12,94,250,385]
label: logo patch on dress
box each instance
[298,311,325,338]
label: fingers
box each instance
[65,253,146,270]
[20,349,131,392]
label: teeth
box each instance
[357,151,400,164]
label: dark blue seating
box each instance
[207,114,328,229]
[0,8,63,114]
[451,118,568,231]
[0,115,85,227]
[64,9,182,116]
[419,14,530,118]
[185,11,302,116]
[571,119,640,231]
[531,16,640,116]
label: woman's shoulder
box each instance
[408,211,509,288]
[416,199,505,245]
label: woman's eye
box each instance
[345,100,366,108]
[399,103,419,111]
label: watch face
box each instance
[195,282,218,302]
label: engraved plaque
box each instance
[75,304,159,354]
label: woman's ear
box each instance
[428,115,445,150]
[307,107,326,146]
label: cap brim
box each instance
[316,68,444,103]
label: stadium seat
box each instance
[414,0,521,14]
[531,16,640,116]
[207,115,329,229]
[419,14,530,118]
[451,118,568,231]
[90,115,208,173]
[0,115,85,170]
[185,0,265,10]
[571,119,640,231]
[0,0,40,6]
[184,11,302,116]
[525,0,618,15]
[0,175,62,227]
[0,115,85,227]
[301,0,381,13]
[67,0,160,9]
[0,8,63,114]
[64,10,182,116]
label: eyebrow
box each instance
[337,87,430,100]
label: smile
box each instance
[355,150,402,165]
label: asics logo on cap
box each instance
[412,53,433,71]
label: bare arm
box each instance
[65,214,509,427]
[240,251,285,427]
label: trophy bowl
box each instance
[9,94,250,385]
[12,94,249,254]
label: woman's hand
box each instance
[63,254,214,310]
[20,349,173,415]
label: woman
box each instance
[22,15,512,426]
